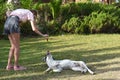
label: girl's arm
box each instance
[30,20,49,37]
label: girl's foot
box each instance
[14,66,26,71]
[6,65,13,70]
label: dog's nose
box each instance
[47,51,50,55]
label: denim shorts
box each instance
[3,15,20,35]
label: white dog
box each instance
[43,51,94,75]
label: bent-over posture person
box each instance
[3,9,49,71]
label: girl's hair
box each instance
[30,10,37,16]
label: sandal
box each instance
[14,66,26,71]
[6,66,13,70]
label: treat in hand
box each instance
[43,34,49,42]
[46,38,48,42]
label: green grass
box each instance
[0,34,120,80]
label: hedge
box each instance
[0,1,120,37]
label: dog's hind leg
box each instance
[79,61,94,75]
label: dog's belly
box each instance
[59,59,75,69]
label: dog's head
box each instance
[42,51,53,62]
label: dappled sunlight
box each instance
[0,72,45,80]
[27,62,45,67]
[0,46,10,50]
[0,34,120,80]
[21,40,43,44]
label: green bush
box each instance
[85,11,120,33]
[60,3,120,34]
[88,12,107,33]
[1,1,120,36]
[74,24,90,34]
[50,0,62,20]
[62,17,81,33]
[17,2,120,34]
[0,2,6,36]
[46,20,61,34]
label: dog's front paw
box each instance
[91,72,95,75]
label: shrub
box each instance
[75,24,90,34]
[85,11,120,33]
[50,0,62,19]
[46,20,61,34]
[1,1,120,36]
[88,12,107,33]
[0,2,6,36]
[62,17,81,33]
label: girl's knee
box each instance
[15,46,20,51]
[11,45,19,50]
[10,46,15,50]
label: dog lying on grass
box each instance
[43,51,94,75]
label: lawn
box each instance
[0,34,120,80]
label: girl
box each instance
[3,9,49,71]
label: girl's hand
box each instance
[43,34,49,37]
[43,34,49,41]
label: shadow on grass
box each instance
[0,37,120,80]
[41,46,120,76]
[0,69,88,80]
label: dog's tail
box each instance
[80,61,94,75]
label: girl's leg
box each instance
[7,33,26,70]
[6,34,15,70]
[11,33,26,70]
[11,33,20,67]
